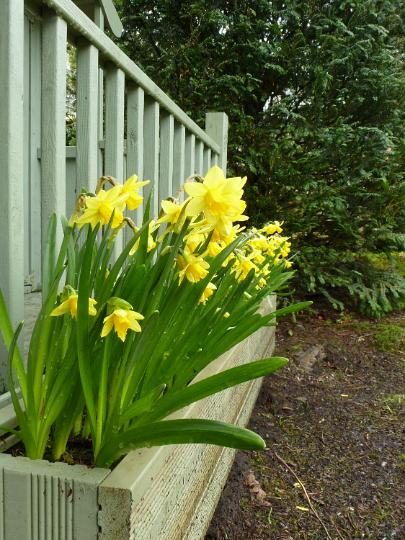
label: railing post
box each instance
[205,112,228,173]
[41,12,67,260]
[0,0,25,386]
[76,40,99,191]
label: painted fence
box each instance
[0,0,228,385]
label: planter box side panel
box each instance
[0,455,109,540]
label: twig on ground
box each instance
[273,451,333,540]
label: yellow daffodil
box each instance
[184,166,248,235]
[207,240,224,257]
[101,308,144,342]
[157,199,185,226]
[51,294,97,320]
[74,186,127,229]
[232,254,258,282]
[185,231,205,253]
[177,247,210,284]
[119,175,150,211]
[261,221,283,235]
[199,282,217,304]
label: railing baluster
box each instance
[41,12,67,258]
[143,97,160,216]
[127,86,144,226]
[0,0,25,375]
[203,147,211,175]
[185,133,195,177]
[205,112,228,173]
[173,123,185,200]
[195,140,204,176]
[159,112,174,202]
[76,40,99,191]
[105,65,125,253]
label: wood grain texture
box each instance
[126,86,144,227]
[41,12,67,259]
[105,65,125,255]
[205,112,228,173]
[173,123,186,200]
[0,0,25,383]
[159,112,174,202]
[76,40,99,192]
[143,97,160,217]
[203,147,211,176]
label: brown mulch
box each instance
[206,305,405,540]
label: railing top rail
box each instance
[42,0,221,155]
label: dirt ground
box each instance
[206,303,404,540]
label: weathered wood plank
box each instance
[76,40,99,192]
[203,147,211,176]
[127,86,144,227]
[195,140,204,176]
[185,133,196,178]
[143,97,160,216]
[173,123,186,200]
[29,18,43,291]
[41,12,67,273]
[0,0,25,383]
[159,112,174,202]
[205,112,228,173]
[105,65,125,254]
[42,0,219,154]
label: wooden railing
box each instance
[0,0,228,385]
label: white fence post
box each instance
[205,112,228,173]
[0,0,25,386]
[41,12,67,259]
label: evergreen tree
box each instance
[117,0,405,315]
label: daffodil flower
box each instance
[101,308,144,342]
[74,186,127,229]
[177,247,210,284]
[184,166,248,234]
[261,221,283,235]
[51,294,97,319]
[157,199,185,226]
[199,282,217,304]
[119,175,150,211]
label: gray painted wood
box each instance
[42,0,219,154]
[205,112,228,173]
[143,97,160,217]
[173,123,185,200]
[127,86,144,226]
[203,147,211,176]
[159,112,174,202]
[76,40,99,192]
[184,133,196,178]
[105,65,125,254]
[28,16,42,291]
[41,12,67,262]
[195,140,204,176]
[94,6,105,179]
[0,0,25,385]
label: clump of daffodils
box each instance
[1,165,301,469]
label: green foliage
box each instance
[117,0,405,316]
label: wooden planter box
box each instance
[0,296,275,540]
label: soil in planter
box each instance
[206,302,405,539]
[7,435,95,467]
